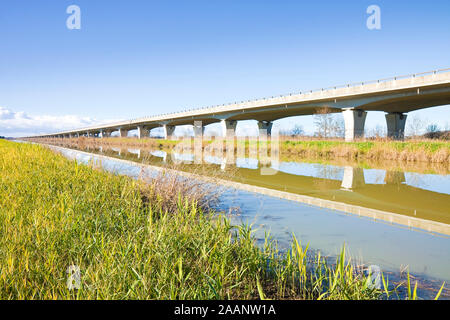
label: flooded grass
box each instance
[0,140,445,299]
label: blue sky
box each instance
[0,0,449,137]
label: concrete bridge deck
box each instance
[28,68,450,141]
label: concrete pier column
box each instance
[163,125,176,140]
[100,130,111,138]
[341,166,365,191]
[193,122,204,138]
[343,109,367,142]
[221,120,237,138]
[385,113,407,140]
[119,128,129,138]
[137,126,150,139]
[257,121,273,136]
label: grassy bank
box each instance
[0,140,444,299]
[30,136,450,164]
[280,138,450,163]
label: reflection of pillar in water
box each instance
[220,157,226,171]
[160,151,167,162]
[341,166,365,191]
[384,171,406,185]
[220,156,234,171]
[128,149,141,159]
[111,147,122,156]
[193,121,203,164]
[260,159,279,176]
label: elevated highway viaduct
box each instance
[29,68,450,141]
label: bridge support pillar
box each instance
[193,122,204,138]
[119,128,129,138]
[385,113,407,140]
[341,166,365,191]
[343,109,367,142]
[163,125,176,139]
[258,121,273,136]
[221,120,237,138]
[100,130,111,138]
[137,126,150,139]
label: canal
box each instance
[42,141,450,299]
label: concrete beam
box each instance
[385,113,407,140]
[221,120,237,138]
[163,125,176,140]
[343,109,367,142]
[257,121,273,136]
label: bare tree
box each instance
[314,107,334,138]
[314,107,344,138]
[407,115,425,137]
[291,124,304,136]
[370,124,386,138]
[426,123,439,133]
[332,116,345,138]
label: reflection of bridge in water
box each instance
[90,145,450,236]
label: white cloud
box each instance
[0,106,117,137]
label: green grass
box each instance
[0,140,444,299]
